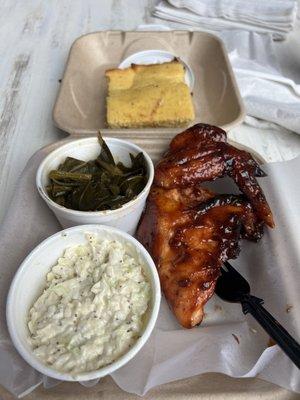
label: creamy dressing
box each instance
[27,234,151,374]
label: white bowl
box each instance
[6,224,161,381]
[36,137,154,235]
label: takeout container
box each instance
[53,30,245,135]
[6,224,161,381]
[36,137,154,234]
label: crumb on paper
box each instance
[286,304,293,313]
[214,304,222,312]
[232,333,240,344]
[268,338,276,347]
[250,327,257,334]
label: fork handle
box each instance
[241,294,300,369]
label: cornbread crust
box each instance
[105,61,195,128]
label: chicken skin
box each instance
[137,124,273,328]
[155,124,274,228]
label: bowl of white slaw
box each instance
[6,224,161,381]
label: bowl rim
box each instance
[36,137,154,216]
[6,224,161,381]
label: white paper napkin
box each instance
[0,142,299,397]
[219,30,300,135]
[153,0,298,40]
[136,25,300,136]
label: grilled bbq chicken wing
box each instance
[155,124,274,228]
[137,124,273,329]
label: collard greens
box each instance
[46,133,148,211]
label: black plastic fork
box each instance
[215,261,300,369]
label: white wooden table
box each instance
[0,2,300,399]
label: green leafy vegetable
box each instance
[46,132,148,211]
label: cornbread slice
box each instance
[105,61,195,128]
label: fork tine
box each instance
[224,261,234,270]
[219,266,228,274]
[222,261,251,290]
[224,261,241,276]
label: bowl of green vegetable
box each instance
[36,133,154,235]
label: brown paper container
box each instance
[53,30,245,136]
